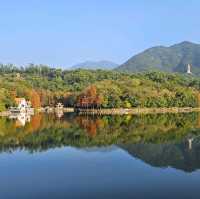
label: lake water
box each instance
[1,112,200,199]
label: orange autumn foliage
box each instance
[76,85,103,108]
[29,90,41,108]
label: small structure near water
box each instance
[9,98,34,114]
[56,103,64,110]
[44,106,54,113]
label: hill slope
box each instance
[71,60,118,70]
[117,41,200,74]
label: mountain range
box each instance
[71,60,118,70]
[117,41,200,74]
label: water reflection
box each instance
[9,112,31,127]
[121,138,200,172]
[1,112,200,172]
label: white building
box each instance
[15,98,31,112]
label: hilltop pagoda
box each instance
[187,64,192,74]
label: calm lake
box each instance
[1,112,200,199]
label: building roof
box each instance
[15,98,26,105]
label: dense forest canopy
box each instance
[1,63,200,111]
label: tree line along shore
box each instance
[1,64,200,113]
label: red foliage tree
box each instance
[30,90,41,108]
[76,85,102,108]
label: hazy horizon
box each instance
[0,0,200,68]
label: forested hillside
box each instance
[0,64,200,111]
[117,41,200,74]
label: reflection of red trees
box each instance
[76,117,104,138]
[76,85,103,108]
[30,114,42,132]
[23,114,43,133]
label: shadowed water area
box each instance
[1,112,200,198]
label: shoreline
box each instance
[76,107,200,115]
[0,111,10,117]
[1,107,200,117]
[0,107,75,117]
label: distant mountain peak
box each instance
[171,41,197,48]
[71,60,118,70]
[178,41,195,45]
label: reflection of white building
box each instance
[17,113,31,126]
[9,112,31,127]
[56,111,64,118]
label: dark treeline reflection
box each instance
[121,142,200,172]
[2,113,200,171]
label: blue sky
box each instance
[0,0,199,68]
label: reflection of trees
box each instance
[0,113,72,151]
[1,113,200,172]
[76,116,104,138]
[0,113,199,153]
[26,114,42,132]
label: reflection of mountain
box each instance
[120,137,200,172]
[1,111,200,172]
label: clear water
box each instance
[0,112,200,199]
